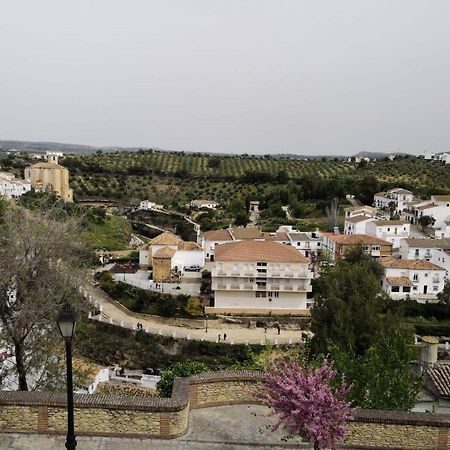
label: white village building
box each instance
[273,226,323,259]
[365,220,411,249]
[380,258,446,301]
[208,240,313,315]
[0,172,32,199]
[373,188,414,214]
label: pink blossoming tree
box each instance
[256,358,353,449]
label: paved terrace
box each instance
[84,283,308,345]
[0,405,311,449]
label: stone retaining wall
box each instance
[0,371,450,449]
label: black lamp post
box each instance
[56,304,77,450]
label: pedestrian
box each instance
[277,324,281,335]
[223,333,227,341]
[218,334,221,342]
[137,322,140,330]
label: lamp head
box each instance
[56,303,77,340]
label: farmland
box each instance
[60,151,450,206]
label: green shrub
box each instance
[156,361,210,397]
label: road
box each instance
[84,283,306,346]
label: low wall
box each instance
[1,371,450,449]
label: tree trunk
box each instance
[314,443,319,450]
[14,342,28,391]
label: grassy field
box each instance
[80,214,133,250]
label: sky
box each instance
[1,1,450,156]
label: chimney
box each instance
[420,336,439,366]
[333,226,339,235]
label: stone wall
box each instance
[1,371,450,449]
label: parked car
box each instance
[184,265,201,272]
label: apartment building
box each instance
[404,195,450,231]
[380,258,446,300]
[321,232,392,261]
[198,227,271,261]
[373,188,414,214]
[344,215,374,235]
[344,205,377,219]
[209,241,313,315]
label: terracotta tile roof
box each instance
[153,246,176,259]
[201,229,233,241]
[322,233,391,246]
[427,364,450,398]
[345,205,377,211]
[386,277,414,286]
[372,220,409,226]
[29,161,65,169]
[231,227,265,240]
[432,195,450,202]
[177,241,203,251]
[288,232,310,241]
[380,257,445,271]
[416,204,437,211]
[215,241,308,263]
[274,231,289,241]
[149,231,181,246]
[345,215,373,224]
[374,192,387,197]
[402,238,450,249]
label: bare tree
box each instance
[0,204,87,390]
[324,197,339,230]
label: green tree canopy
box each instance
[328,330,421,410]
[310,252,391,356]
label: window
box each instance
[255,291,267,298]
[403,286,411,293]
[413,286,418,291]
[391,286,400,292]
[257,262,267,267]
[415,249,419,257]
[413,273,419,281]
[433,286,439,291]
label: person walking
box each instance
[277,324,281,335]
[223,333,227,341]
[217,334,221,342]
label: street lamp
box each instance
[204,313,208,333]
[56,304,78,450]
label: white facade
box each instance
[209,241,313,314]
[138,200,157,210]
[365,221,410,248]
[380,259,446,301]
[373,188,414,214]
[431,248,450,280]
[274,226,323,259]
[344,206,377,219]
[344,216,374,235]
[404,196,450,231]
[172,250,205,271]
[190,199,218,209]
[0,172,31,199]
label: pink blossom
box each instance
[255,358,353,449]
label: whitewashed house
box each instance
[380,258,446,300]
[344,215,374,235]
[365,220,411,249]
[344,205,377,219]
[373,188,414,214]
[404,195,450,231]
[208,241,313,315]
[273,226,322,259]
[0,172,31,199]
[190,199,219,209]
[398,238,450,261]
[139,231,204,270]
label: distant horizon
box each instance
[0,137,428,157]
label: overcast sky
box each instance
[1,1,450,155]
